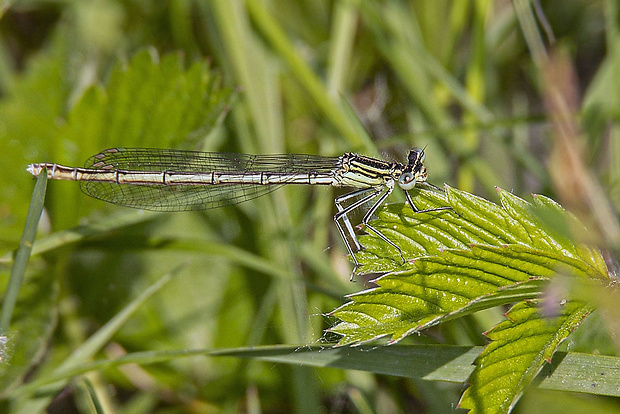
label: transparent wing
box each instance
[80,148,340,211]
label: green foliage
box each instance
[1,1,618,413]
[48,49,233,227]
[329,185,610,412]
[459,301,592,413]
[10,266,176,413]
[0,31,71,246]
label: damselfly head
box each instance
[398,148,428,190]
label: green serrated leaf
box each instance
[499,189,578,257]
[530,194,609,275]
[355,185,597,274]
[458,300,593,414]
[35,48,234,227]
[330,244,601,345]
[0,29,71,244]
[331,186,608,345]
[47,48,232,165]
[330,184,610,412]
[101,48,232,150]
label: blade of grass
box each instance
[0,171,47,334]
[356,1,502,191]
[217,346,620,396]
[204,6,323,412]
[20,344,620,397]
[513,0,548,67]
[326,1,357,96]
[245,0,374,152]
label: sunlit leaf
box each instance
[331,186,607,344]
[458,300,593,414]
[329,185,610,413]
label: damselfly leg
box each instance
[403,190,453,214]
[335,180,452,279]
[334,186,388,277]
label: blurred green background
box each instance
[1,0,619,413]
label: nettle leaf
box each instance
[55,48,234,164]
[103,49,234,149]
[42,49,235,225]
[328,184,610,413]
[458,300,593,413]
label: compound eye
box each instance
[398,172,417,190]
[415,148,426,161]
[409,147,426,165]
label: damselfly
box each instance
[27,147,449,274]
